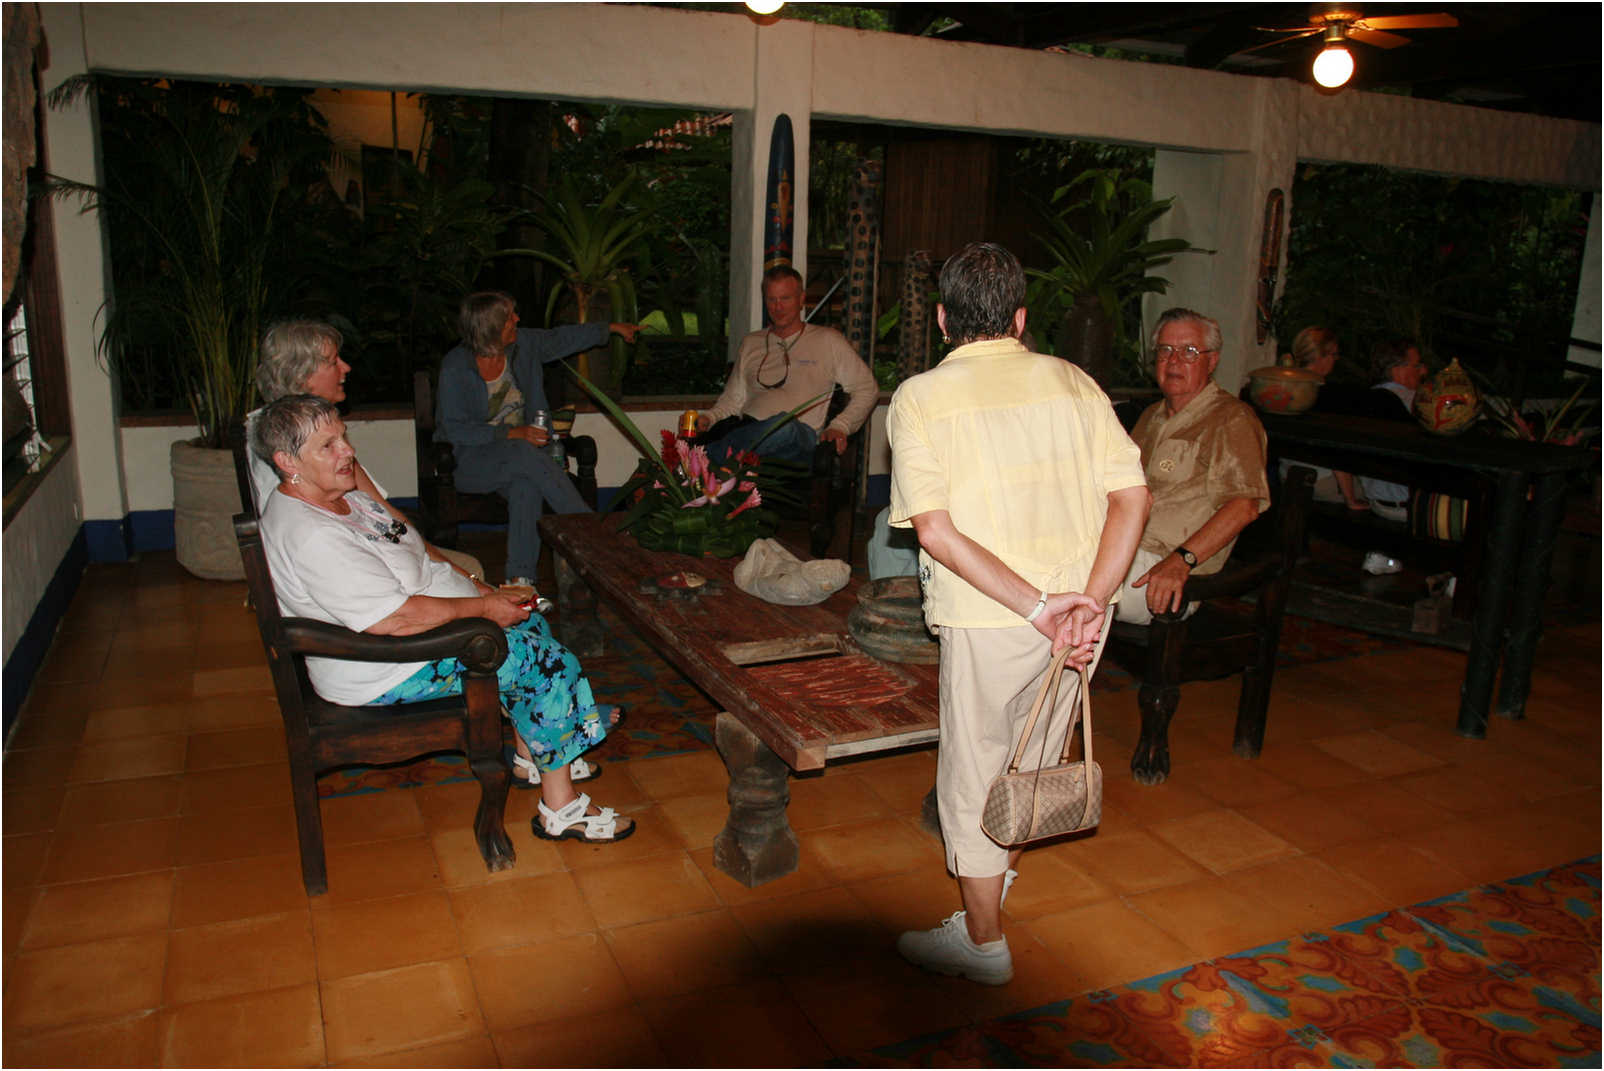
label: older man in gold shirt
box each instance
[1115,307,1271,625]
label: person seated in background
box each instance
[1115,308,1271,625]
[1285,325,1368,512]
[694,265,878,466]
[251,320,484,586]
[251,394,633,843]
[435,291,639,599]
[1358,339,1428,524]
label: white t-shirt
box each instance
[259,489,477,705]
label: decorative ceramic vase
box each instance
[1413,358,1481,436]
[848,576,939,664]
[1246,364,1323,415]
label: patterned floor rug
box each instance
[317,606,1414,799]
[864,857,1601,1068]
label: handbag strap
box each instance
[1005,646,1093,774]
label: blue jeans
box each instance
[708,413,819,468]
[451,438,590,579]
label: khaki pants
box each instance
[934,624,1108,878]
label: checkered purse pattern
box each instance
[980,645,1102,847]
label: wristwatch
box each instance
[1174,546,1198,568]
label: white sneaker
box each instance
[1362,552,1403,576]
[896,911,1013,985]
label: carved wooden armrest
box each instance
[278,618,509,674]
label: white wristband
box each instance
[1023,591,1048,623]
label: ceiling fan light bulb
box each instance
[746,0,784,14]
[1312,44,1354,88]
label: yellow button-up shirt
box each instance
[887,338,1147,628]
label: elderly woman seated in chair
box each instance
[251,393,633,844]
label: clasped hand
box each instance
[1031,592,1107,665]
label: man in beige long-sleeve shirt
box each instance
[695,266,878,466]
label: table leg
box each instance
[552,554,604,659]
[713,712,799,886]
[1496,471,1569,721]
[1458,471,1527,738]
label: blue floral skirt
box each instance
[370,614,606,773]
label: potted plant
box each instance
[524,171,655,395]
[47,77,337,577]
[1025,169,1205,389]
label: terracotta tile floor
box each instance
[2,549,1599,1067]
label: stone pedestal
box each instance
[712,712,798,886]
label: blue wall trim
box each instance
[83,517,133,562]
[128,510,174,553]
[3,528,89,737]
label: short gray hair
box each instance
[459,291,517,358]
[252,394,340,479]
[1149,307,1222,356]
[938,242,1026,345]
[257,320,343,402]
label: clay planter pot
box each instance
[171,440,244,580]
[1246,365,1323,415]
[847,576,939,664]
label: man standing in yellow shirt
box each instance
[888,242,1150,985]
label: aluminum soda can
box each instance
[679,409,699,439]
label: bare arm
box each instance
[365,590,530,637]
[1133,495,1261,613]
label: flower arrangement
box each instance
[614,433,776,556]
[566,362,823,558]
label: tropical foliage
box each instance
[47,78,341,446]
[1274,162,1590,399]
[1024,168,1203,378]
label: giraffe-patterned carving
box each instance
[842,158,883,368]
[897,249,933,383]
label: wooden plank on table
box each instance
[540,514,940,770]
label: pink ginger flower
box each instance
[684,476,737,509]
[727,486,762,519]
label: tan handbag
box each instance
[980,645,1102,847]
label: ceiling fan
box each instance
[1247,6,1460,88]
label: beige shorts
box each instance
[934,623,1108,878]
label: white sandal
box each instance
[510,753,599,788]
[533,793,635,844]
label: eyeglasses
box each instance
[756,327,804,390]
[1154,344,1215,363]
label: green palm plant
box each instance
[44,77,337,447]
[1025,169,1205,387]
[524,171,656,393]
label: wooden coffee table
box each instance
[539,513,939,885]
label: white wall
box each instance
[118,404,896,512]
[2,447,82,665]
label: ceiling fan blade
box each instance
[1235,26,1322,57]
[1349,27,1412,49]
[1355,13,1459,31]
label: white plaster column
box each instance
[1151,79,1299,393]
[1568,192,1600,371]
[728,18,813,355]
[39,3,128,548]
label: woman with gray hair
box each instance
[435,292,639,597]
[251,394,632,844]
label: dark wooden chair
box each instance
[229,425,516,896]
[1105,465,1316,785]
[805,386,867,562]
[413,369,599,549]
